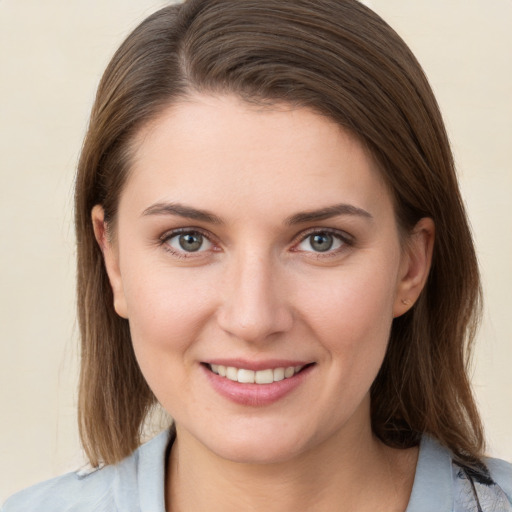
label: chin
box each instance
[192,421,319,465]
[213,439,304,465]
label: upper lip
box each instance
[203,358,314,371]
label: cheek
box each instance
[296,258,398,393]
[121,260,218,360]
[300,260,397,341]
[121,266,220,411]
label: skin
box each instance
[93,94,434,511]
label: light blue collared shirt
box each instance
[3,430,512,511]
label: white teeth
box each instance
[255,369,274,384]
[273,367,285,381]
[284,366,295,378]
[238,369,255,383]
[226,366,238,380]
[209,364,306,384]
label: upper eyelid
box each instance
[293,227,353,244]
[160,226,216,242]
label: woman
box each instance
[3,0,511,510]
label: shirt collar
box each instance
[132,429,453,512]
[406,435,453,512]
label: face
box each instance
[94,94,432,464]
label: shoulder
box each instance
[1,430,171,512]
[407,436,512,511]
[485,455,512,501]
[452,453,512,511]
[1,464,119,512]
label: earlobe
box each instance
[393,217,435,318]
[91,205,129,319]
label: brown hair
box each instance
[76,0,483,467]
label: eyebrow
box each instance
[285,204,373,225]
[142,202,224,224]
[141,201,372,225]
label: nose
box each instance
[216,251,293,344]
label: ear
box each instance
[91,205,128,319]
[393,217,435,318]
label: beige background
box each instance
[0,0,510,502]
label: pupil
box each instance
[311,233,333,252]
[179,233,202,252]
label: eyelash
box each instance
[158,227,354,259]
[159,227,217,259]
[292,227,354,257]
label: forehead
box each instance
[122,94,392,220]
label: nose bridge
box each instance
[217,247,292,342]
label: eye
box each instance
[164,230,213,254]
[295,230,347,253]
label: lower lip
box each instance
[202,364,314,407]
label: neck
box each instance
[165,421,417,512]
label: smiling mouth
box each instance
[205,363,312,384]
